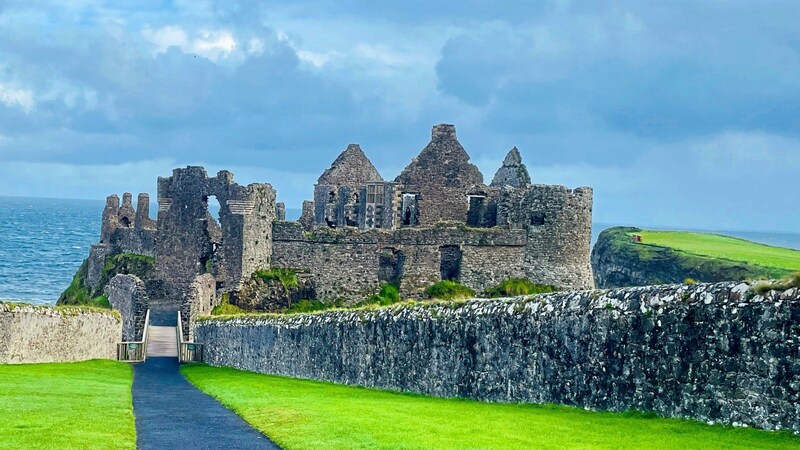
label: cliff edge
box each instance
[592,227,797,288]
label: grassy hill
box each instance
[592,227,800,288]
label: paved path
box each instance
[133,357,280,450]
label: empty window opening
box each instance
[467,195,486,227]
[401,193,420,226]
[530,212,546,226]
[120,217,132,227]
[328,190,337,204]
[378,247,405,286]
[440,245,462,281]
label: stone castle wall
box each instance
[271,222,528,301]
[0,303,121,363]
[195,282,800,432]
[498,184,594,289]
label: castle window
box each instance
[120,217,132,227]
[530,212,546,226]
[367,184,383,204]
[401,193,419,226]
[328,190,336,204]
[440,246,462,281]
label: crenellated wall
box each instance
[195,282,800,432]
[0,303,121,363]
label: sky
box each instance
[0,0,798,232]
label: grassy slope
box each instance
[0,360,135,449]
[634,230,800,271]
[182,365,800,450]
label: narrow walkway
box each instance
[145,326,178,357]
[133,313,279,449]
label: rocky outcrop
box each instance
[196,281,800,432]
[592,227,789,288]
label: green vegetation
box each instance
[597,227,797,286]
[426,280,475,300]
[0,360,135,449]
[633,230,800,272]
[284,299,333,314]
[356,283,402,307]
[255,268,299,292]
[58,253,156,307]
[211,293,246,316]
[484,278,559,298]
[57,259,111,308]
[182,364,800,450]
[752,272,800,295]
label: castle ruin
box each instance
[80,124,593,319]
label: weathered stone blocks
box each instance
[195,282,800,432]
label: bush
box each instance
[426,280,475,300]
[356,284,401,307]
[255,268,299,292]
[684,278,697,285]
[484,278,559,298]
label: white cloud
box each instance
[0,82,35,112]
[141,26,237,61]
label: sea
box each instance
[1,196,798,306]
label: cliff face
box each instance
[592,227,790,288]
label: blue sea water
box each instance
[0,196,797,306]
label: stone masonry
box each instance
[0,303,120,363]
[195,282,800,433]
[76,123,593,316]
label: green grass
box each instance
[426,280,475,300]
[632,230,800,272]
[255,267,299,292]
[182,365,800,450]
[484,278,559,298]
[0,360,135,449]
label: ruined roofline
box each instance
[316,143,384,186]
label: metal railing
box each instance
[117,309,150,362]
[176,311,204,363]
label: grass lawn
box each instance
[0,360,135,449]
[631,230,800,272]
[182,364,800,450]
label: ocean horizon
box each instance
[1,195,798,305]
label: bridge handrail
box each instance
[176,311,203,363]
[117,309,150,362]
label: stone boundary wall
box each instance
[0,304,121,364]
[195,282,800,432]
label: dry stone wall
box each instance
[195,282,800,432]
[0,304,120,363]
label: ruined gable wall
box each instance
[498,184,594,289]
[272,222,527,301]
[394,125,484,226]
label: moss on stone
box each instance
[426,280,475,300]
[57,253,154,307]
[485,278,559,298]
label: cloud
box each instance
[0,0,798,232]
